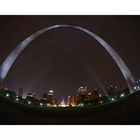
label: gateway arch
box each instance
[0,24,136,93]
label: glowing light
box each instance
[60,104,66,107]
[60,99,66,107]
[100,101,103,104]
[6,93,9,97]
[28,101,31,105]
[134,86,137,90]
[49,90,54,93]
[111,98,115,101]
[40,103,43,106]
[99,94,102,98]
[120,93,125,97]
[47,103,51,107]
[71,104,76,107]
[78,103,84,107]
[16,98,19,101]
[53,105,57,107]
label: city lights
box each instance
[71,104,76,107]
[134,86,137,90]
[100,101,103,104]
[111,98,115,101]
[6,93,9,97]
[1,82,140,110]
[78,103,84,107]
[40,103,43,106]
[47,103,51,107]
[60,99,66,107]
[60,104,66,107]
[120,93,125,97]
[49,90,54,93]
[28,101,31,105]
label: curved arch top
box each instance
[0,24,136,93]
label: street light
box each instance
[134,86,137,90]
[47,103,51,107]
[78,103,84,107]
[40,103,43,106]
[6,93,9,97]
[111,98,115,101]
[120,93,124,97]
[28,101,31,105]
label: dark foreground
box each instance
[0,92,140,124]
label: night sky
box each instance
[0,16,140,101]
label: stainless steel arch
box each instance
[0,24,136,93]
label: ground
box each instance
[0,91,140,124]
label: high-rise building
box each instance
[107,85,122,97]
[18,88,24,97]
[70,87,102,105]
[77,86,88,95]
[42,93,47,100]
[67,96,71,105]
[41,90,57,105]
[26,91,36,100]
[0,85,8,91]
[47,90,54,103]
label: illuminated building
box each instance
[77,86,88,95]
[0,85,8,91]
[107,85,122,97]
[18,88,24,97]
[42,93,47,100]
[66,96,71,106]
[27,91,35,99]
[25,91,38,105]
[60,99,66,107]
[47,93,53,102]
[40,90,57,106]
[70,87,102,105]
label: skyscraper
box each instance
[18,88,24,97]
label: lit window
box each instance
[49,90,54,93]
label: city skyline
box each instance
[0,16,140,102]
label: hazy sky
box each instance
[0,16,140,101]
